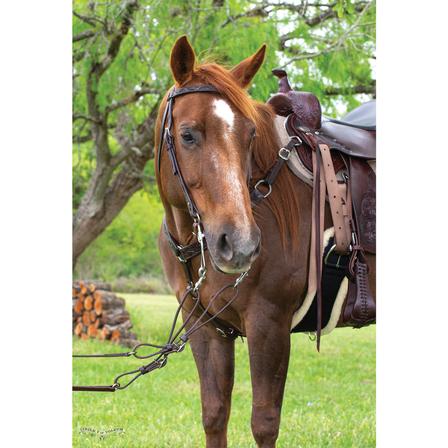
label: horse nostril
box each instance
[251,239,261,260]
[217,233,233,262]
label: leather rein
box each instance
[73,84,300,392]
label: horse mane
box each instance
[191,63,300,256]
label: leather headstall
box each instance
[158,84,300,338]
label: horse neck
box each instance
[251,106,287,175]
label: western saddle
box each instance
[267,69,376,348]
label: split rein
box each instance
[73,264,248,392]
[73,207,248,392]
[73,85,300,392]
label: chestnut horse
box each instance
[155,36,375,448]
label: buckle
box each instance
[278,136,302,160]
[324,244,340,268]
[175,246,187,263]
[278,147,291,160]
[324,244,349,269]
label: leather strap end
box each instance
[73,385,116,392]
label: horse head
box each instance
[156,36,267,274]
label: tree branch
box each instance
[221,6,268,27]
[85,0,139,167]
[304,1,369,26]
[89,0,139,81]
[106,87,158,113]
[73,133,93,144]
[281,1,374,67]
[279,1,371,50]
[305,6,337,27]
[110,104,159,169]
[73,29,97,42]
[323,82,376,96]
[73,10,105,27]
[73,113,101,124]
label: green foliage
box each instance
[74,189,164,280]
[73,0,375,281]
[73,293,375,447]
[73,0,376,165]
[274,0,376,115]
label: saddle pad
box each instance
[274,115,313,186]
[290,227,349,336]
[275,115,348,187]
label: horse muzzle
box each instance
[207,224,261,274]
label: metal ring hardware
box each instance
[254,179,272,198]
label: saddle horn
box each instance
[268,68,322,130]
[272,68,292,93]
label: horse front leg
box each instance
[246,305,291,448]
[188,324,235,448]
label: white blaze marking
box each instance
[210,99,250,234]
[210,152,250,230]
[212,99,234,131]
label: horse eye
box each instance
[181,131,195,145]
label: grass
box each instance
[109,276,172,294]
[73,293,375,447]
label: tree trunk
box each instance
[72,165,143,267]
[72,0,158,270]
[72,117,155,268]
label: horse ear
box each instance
[230,45,266,89]
[170,36,196,86]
